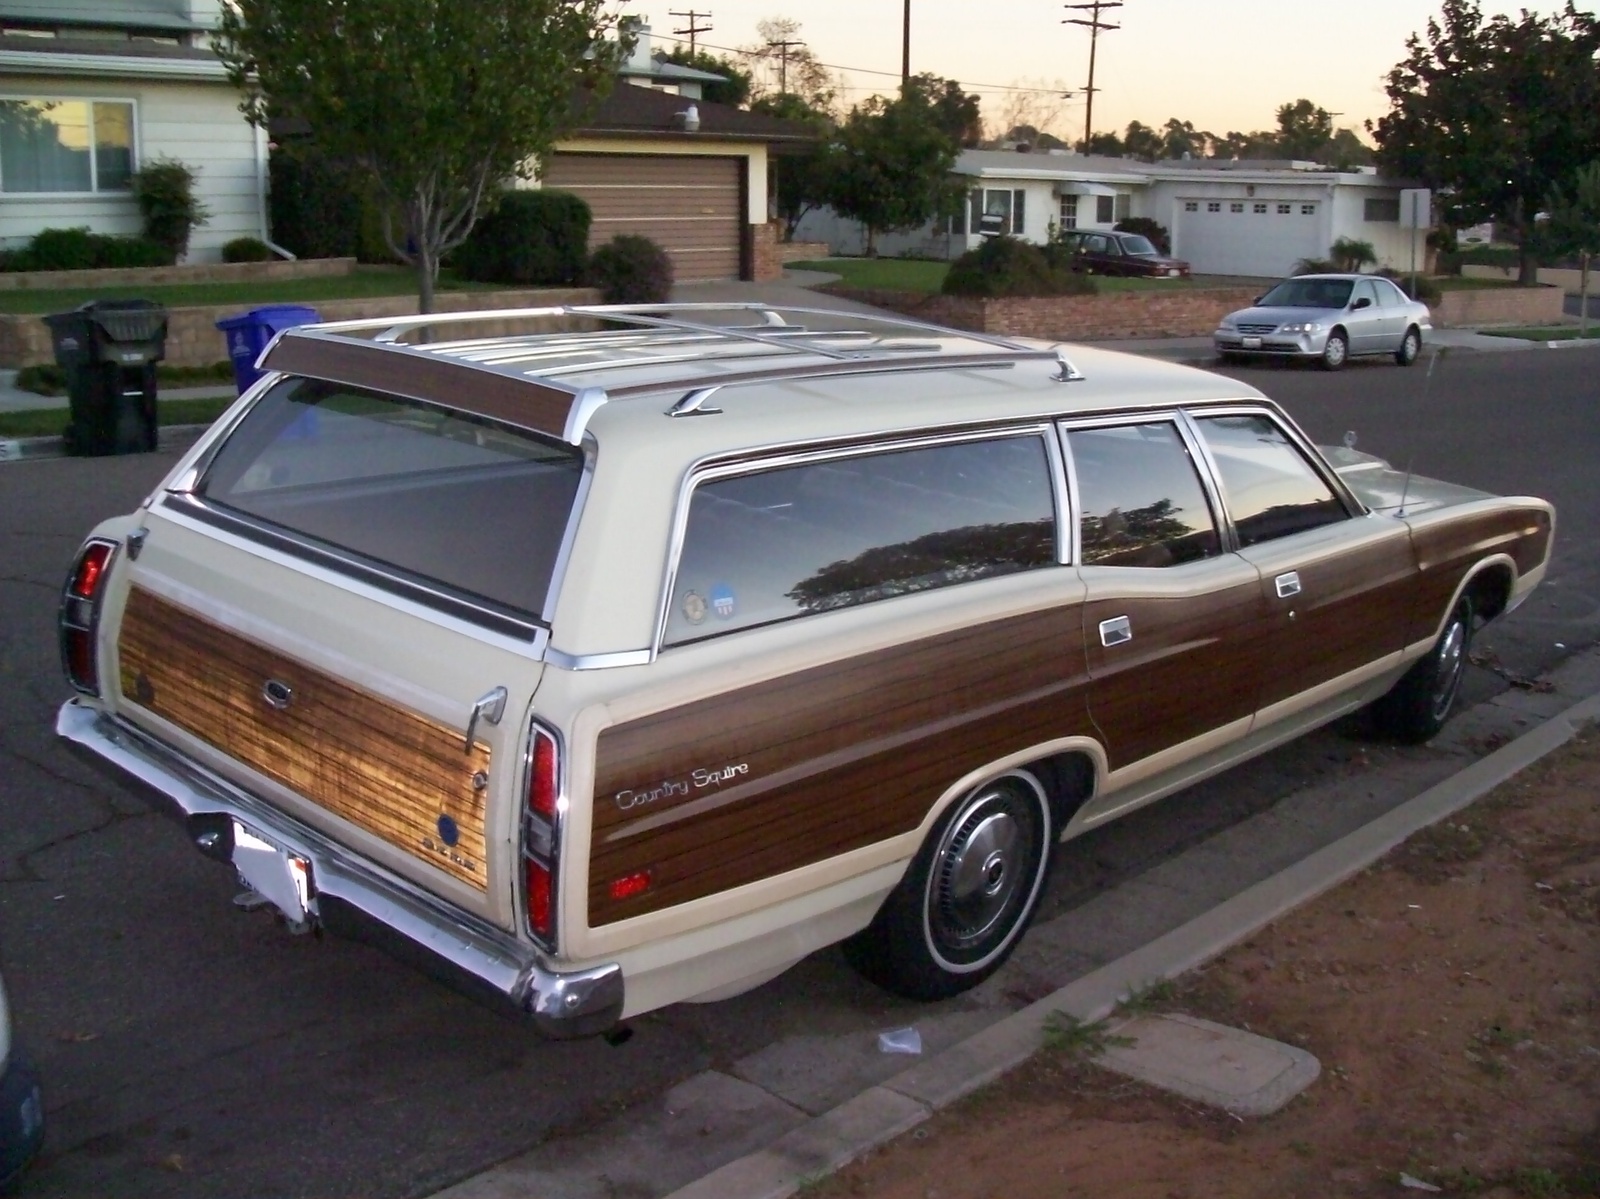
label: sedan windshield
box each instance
[1259,278,1355,309]
[1118,235,1159,256]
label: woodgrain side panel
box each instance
[1408,506,1554,640]
[117,587,490,890]
[589,605,1093,924]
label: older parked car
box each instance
[1215,273,1431,370]
[0,972,43,1190]
[57,304,1552,1037]
[1058,229,1191,278]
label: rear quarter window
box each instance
[665,435,1058,646]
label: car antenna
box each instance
[1397,345,1448,518]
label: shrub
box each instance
[0,227,169,272]
[1113,217,1171,254]
[222,236,275,263]
[132,158,210,261]
[587,234,674,304]
[1376,268,1442,306]
[1293,257,1337,275]
[269,147,365,260]
[944,236,1095,298]
[1330,237,1378,272]
[454,190,593,286]
[94,236,170,268]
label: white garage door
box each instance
[543,153,745,282]
[1174,198,1323,278]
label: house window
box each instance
[1184,201,1198,212]
[976,188,1025,236]
[1230,202,1244,213]
[1114,193,1130,222]
[1301,203,1317,215]
[1059,194,1079,229]
[1277,203,1292,214]
[1096,194,1114,224]
[1364,197,1401,222]
[1253,202,1268,214]
[0,98,135,193]
[1207,201,1221,213]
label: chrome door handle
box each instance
[1099,615,1132,647]
[1275,571,1302,599]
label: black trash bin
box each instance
[43,300,167,456]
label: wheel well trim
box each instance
[914,736,1107,849]
[1426,554,1517,644]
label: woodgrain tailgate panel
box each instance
[118,587,490,890]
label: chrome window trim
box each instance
[543,648,653,671]
[1041,423,1073,565]
[1057,410,1228,561]
[652,424,1062,654]
[1179,402,1366,522]
[540,439,597,623]
[152,499,552,659]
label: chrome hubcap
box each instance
[1430,619,1467,721]
[1326,337,1346,366]
[929,787,1039,958]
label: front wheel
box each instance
[1319,330,1349,371]
[843,772,1053,1001]
[1372,594,1474,743]
[1395,326,1422,366]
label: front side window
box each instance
[1068,422,1220,568]
[666,436,1058,646]
[1193,414,1347,547]
[0,98,134,193]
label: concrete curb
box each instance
[662,687,1600,1199]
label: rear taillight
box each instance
[60,538,118,695]
[523,724,562,947]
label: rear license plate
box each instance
[1242,336,1262,349]
[233,820,314,921]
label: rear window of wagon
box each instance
[196,377,584,621]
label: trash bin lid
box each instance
[82,299,168,343]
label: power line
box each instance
[1063,0,1122,146]
[668,9,712,55]
[765,37,804,94]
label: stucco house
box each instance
[0,0,268,260]
[797,147,1429,279]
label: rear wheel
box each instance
[1319,330,1349,371]
[843,772,1053,1000]
[1395,326,1422,366]
[1372,594,1474,743]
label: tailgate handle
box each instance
[465,686,508,752]
[1275,571,1302,599]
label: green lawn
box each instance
[0,265,497,315]
[0,396,234,439]
[1478,325,1600,341]
[789,257,950,293]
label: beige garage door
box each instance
[544,153,745,282]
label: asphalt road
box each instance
[3,348,1596,1198]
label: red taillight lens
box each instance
[60,539,117,695]
[523,725,560,946]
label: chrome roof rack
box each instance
[262,303,1087,447]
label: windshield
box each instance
[1259,278,1354,309]
[1119,235,1159,256]
[197,377,584,622]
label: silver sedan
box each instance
[1214,273,1432,370]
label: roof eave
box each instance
[0,46,227,79]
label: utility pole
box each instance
[669,9,712,55]
[767,37,803,94]
[902,0,911,86]
[1063,0,1122,151]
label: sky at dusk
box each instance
[634,1,1561,142]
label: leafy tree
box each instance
[1321,128,1376,170]
[997,123,1070,152]
[751,92,836,240]
[742,17,836,112]
[1540,159,1600,335]
[1215,128,1279,160]
[1122,120,1163,162]
[1161,118,1211,160]
[217,0,626,312]
[828,88,962,256]
[1078,131,1125,157]
[903,74,983,148]
[1371,0,1600,283]
[1275,99,1334,160]
[660,47,752,108]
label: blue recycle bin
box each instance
[215,304,320,394]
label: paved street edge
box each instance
[661,688,1600,1199]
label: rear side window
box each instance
[1067,421,1220,567]
[665,436,1057,646]
[1193,414,1348,546]
[197,377,583,621]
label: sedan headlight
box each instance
[1217,318,1238,331]
[1278,321,1323,334]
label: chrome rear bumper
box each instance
[56,700,623,1038]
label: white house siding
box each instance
[1330,185,1425,274]
[0,73,260,261]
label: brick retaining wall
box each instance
[1432,284,1566,328]
[0,287,601,369]
[0,256,358,292]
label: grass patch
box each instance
[1040,1011,1134,1061]
[0,395,233,438]
[1115,978,1181,1016]
[0,265,498,315]
[15,361,235,397]
[1478,326,1600,342]
[790,257,949,293]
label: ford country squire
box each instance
[56,304,1554,1037]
